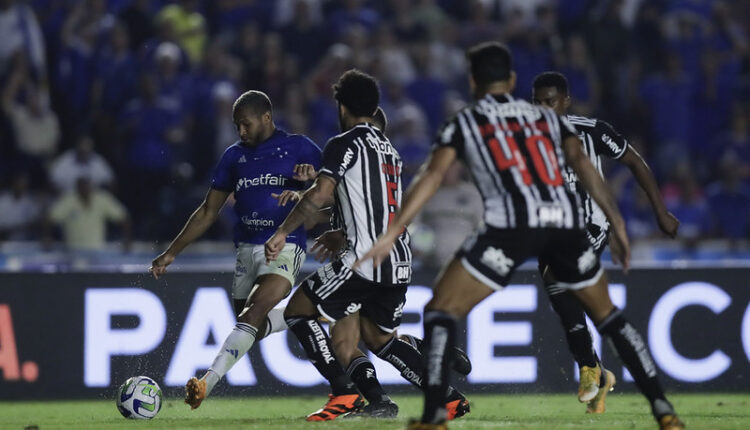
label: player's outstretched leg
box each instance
[572,273,685,429]
[284,289,363,421]
[185,275,291,409]
[542,264,613,407]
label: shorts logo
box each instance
[345,302,362,315]
[393,301,404,320]
[278,264,288,271]
[481,247,514,276]
[396,264,411,283]
[577,247,596,273]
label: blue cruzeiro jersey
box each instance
[211,129,322,249]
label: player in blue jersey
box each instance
[148,90,321,409]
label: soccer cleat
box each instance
[445,390,470,420]
[578,364,602,403]
[306,393,364,421]
[344,399,399,418]
[400,334,472,375]
[659,414,686,429]
[586,368,616,414]
[184,377,207,410]
[404,419,448,430]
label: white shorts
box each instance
[231,243,305,300]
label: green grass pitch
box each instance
[3,393,749,429]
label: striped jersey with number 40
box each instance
[435,93,585,230]
[318,123,412,285]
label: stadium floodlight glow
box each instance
[648,282,732,382]
[467,285,537,383]
[84,289,167,387]
[165,288,256,386]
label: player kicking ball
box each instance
[357,42,684,430]
[530,71,680,414]
[149,90,321,409]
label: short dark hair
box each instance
[466,42,513,87]
[373,107,387,133]
[533,71,569,95]
[333,69,380,117]
[233,90,273,116]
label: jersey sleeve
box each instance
[558,115,578,140]
[318,137,358,184]
[432,116,465,157]
[592,120,628,159]
[210,146,236,192]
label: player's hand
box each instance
[265,231,288,263]
[311,230,346,262]
[353,233,398,270]
[608,222,630,273]
[271,190,302,207]
[149,252,176,279]
[293,164,317,181]
[657,211,680,239]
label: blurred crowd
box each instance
[1,0,749,254]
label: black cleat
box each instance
[344,400,399,418]
[400,334,472,376]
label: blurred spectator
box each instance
[117,0,155,51]
[706,153,750,240]
[709,108,750,180]
[459,0,500,48]
[327,0,380,39]
[662,161,712,243]
[2,55,59,159]
[416,162,482,268]
[372,23,415,85]
[0,173,42,241]
[0,0,46,79]
[49,135,114,193]
[47,176,131,251]
[280,0,328,72]
[558,34,600,117]
[273,0,324,28]
[406,42,447,132]
[157,0,207,64]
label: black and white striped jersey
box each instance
[319,123,412,285]
[435,93,585,230]
[565,115,628,246]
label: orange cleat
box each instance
[184,377,207,410]
[305,393,364,421]
[404,419,448,430]
[445,391,470,420]
[659,414,686,430]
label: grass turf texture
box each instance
[2,393,749,429]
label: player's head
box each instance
[532,71,570,115]
[333,69,380,131]
[373,106,387,133]
[466,42,516,98]
[232,90,274,146]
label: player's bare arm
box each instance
[619,146,679,238]
[265,175,336,262]
[149,188,230,278]
[355,146,457,269]
[562,135,630,271]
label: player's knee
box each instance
[424,297,462,319]
[331,335,358,363]
[362,329,393,351]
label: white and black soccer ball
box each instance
[116,376,163,419]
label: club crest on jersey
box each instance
[481,247,514,276]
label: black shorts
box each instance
[457,224,602,291]
[300,260,407,333]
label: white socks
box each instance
[263,307,288,337]
[205,322,258,395]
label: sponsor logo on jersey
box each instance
[601,133,621,154]
[235,174,288,191]
[240,216,274,227]
[538,204,564,228]
[338,148,355,176]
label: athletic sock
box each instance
[261,307,288,338]
[286,316,357,396]
[547,288,599,369]
[376,336,457,396]
[205,322,258,395]
[597,308,674,419]
[421,310,456,424]
[346,356,390,404]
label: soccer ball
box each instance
[116,376,163,419]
